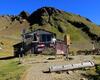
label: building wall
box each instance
[56,42,67,55]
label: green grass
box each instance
[0,52,12,57]
[0,58,26,80]
[93,56,100,64]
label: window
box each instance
[47,35,52,42]
[42,34,46,42]
[34,34,37,41]
[41,34,52,42]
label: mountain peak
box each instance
[19,11,30,19]
[37,7,63,14]
[28,7,64,25]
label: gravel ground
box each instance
[21,55,94,80]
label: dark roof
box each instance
[13,42,23,47]
[24,29,56,36]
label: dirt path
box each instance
[21,55,93,80]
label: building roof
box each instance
[24,29,56,36]
[13,42,23,47]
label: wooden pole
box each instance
[66,45,69,59]
[64,34,71,59]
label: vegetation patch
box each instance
[0,58,26,80]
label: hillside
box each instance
[28,7,100,40]
[0,14,30,55]
[0,7,100,55]
[28,7,100,51]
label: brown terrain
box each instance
[0,13,30,55]
[21,55,95,80]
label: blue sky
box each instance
[0,0,100,25]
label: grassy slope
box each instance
[62,12,100,50]
[30,11,100,50]
[64,12,100,49]
[64,12,100,35]
[0,17,30,56]
[0,9,100,54]
[0,16,11,31]
[0,58,26,80]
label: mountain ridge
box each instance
[0,6,100,54]
[27,7,100,41]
